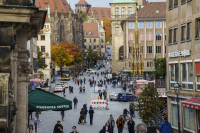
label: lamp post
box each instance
[174,82,181,133]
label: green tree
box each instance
[134,84,164,126]
[86,48,100,65]
[154,57,166,78]
[37,46,48,69]
[82,12,87,22]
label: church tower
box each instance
[75,0,91,14]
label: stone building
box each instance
[0,0,46,132]
[75,0,91,14]
[35,0,85,72]
[121,2,166,80]
[110,0,147,73]
[166,0,200,132]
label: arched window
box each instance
[60,20,64,42]
[119,46,124,60]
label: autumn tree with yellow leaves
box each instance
[101,18,112,42]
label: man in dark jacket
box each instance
[83,103,88,123]
[127,118,135,133]
[73,97,78,109]
[160,117,173,133]
[53,121,63,133]
[99,90,102,100]
[89,105,94,125]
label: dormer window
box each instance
[84,32,86,36]
[89,32,92,36]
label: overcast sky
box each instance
[68,0,166,10]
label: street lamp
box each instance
[174,82,181,133]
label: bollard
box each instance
[106,97,109,110]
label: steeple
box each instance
[55,2,58,19]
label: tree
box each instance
[37,46,48,69]
[86,48,100,65]
[51,42,83,69]
[154,57,166,78]
[82,12,87,22]
[105,26,111,42]
[101,18,112,42]
[134,84,164,126]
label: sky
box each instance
[67,0,166,11]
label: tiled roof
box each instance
[87,7,111,20]
[75,0,91,5]
[126,2,166,20]
[83,22,99,38]
[110,0,136,4]
[35,0,73,14]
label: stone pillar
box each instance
[15,31,31,133]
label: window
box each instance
[60,20,64,42]
[156,33,162,41]
[138,22,143,29]
[182,63,193,89]
[129,62,131,67]
[165,33,166,41]
[170,64,179,88]
[171,104,178,127]
[146,33,153,41]
[128,7,132,15]
[41,46,45,52]
[84,39,86,42]
[41,35,45,40]
[140,33,144,41]
[101,39,104,42]
[93,45,96,49]
[181,26,186,41]
[101,45,103,48]
[115,7,119,15]
[44,25,46,28]
[97,45,99,48]
[183,107,195,130]
[147,61,153,67]
[169,29,172,44]
[174,28,177,43]
[101,33,104,36]
[196,19,200,38]
[187,22,192,40]
[129,22,134,29]
[165,22,166,28]
[169,0,173,9]
[42,58,45,64]
[89,45,91,49]
[165,46,166,53]
[182,0,186,3]
[119,46,124,60]
[129,33,133,41]
[129,46,131,54]
[47,25,49,28]
[85,46,87,49]
[174,0,178,7]
[115,27,119,34]
[84,32,86,36]
[156,22,162,28]
[156,46,161,53]
[89,32,92,36]
[147,46,152,53]
[94,39,96,42]
[147,22,152,29]
[122,7,125,15]
[196,62,200,90]
[89,39,91,43]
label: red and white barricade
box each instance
[90,100,108,109]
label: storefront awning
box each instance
[181,98,200,110]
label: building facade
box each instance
[110,0,145,73]
[37,22,51,81]
[121,2,166,80]
[75,0,91,14]
[166,0,200,132]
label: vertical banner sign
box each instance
[55,72,57,79]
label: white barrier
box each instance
[90,100,108,109]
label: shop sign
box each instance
[168,49,190,58]
[182,103,200,110]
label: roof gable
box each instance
[83,22,99,38]
[75,0,91,5]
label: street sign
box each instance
[55,72,57,79]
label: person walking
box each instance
[83,103,88,123]
[107,114,115,133]
[80,78,82,86]
[60,111,65,121]
[71,126,79,133]
[73,97,78,109]
[32,114,38,132]
[80,108,85,125]
[89,105,94,125]
[79,86,82,93]
[63,88,66,97]
[53,120,63,133]
[99,90,103,100]
[84,78,86,84]
[104,90,107,100]
[27,124,35,133]
[99,122,112,133]
[72,76,74,82]
[105,83,108,90]
[77,79,80,86]
[127,118,135,133]
[129,102,135,118]
[116,115,125,133]
[75,78,77,84]
[160,117,173,133]
[83,85,86,93]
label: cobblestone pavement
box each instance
[30,61,142,133]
